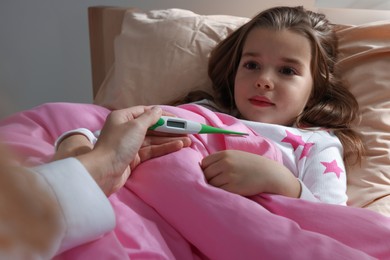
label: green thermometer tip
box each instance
[199,124,248,135]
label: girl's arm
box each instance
[201,129,347,205]
[201,150,301,198]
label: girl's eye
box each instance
[243,61,260,70]
[280,67,297,75]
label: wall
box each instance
[1,0,389,118]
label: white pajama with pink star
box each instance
[242,119,347,205]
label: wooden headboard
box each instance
[88,6,137,97]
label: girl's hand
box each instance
[201,150,301,198]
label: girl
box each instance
[184,6,365,205]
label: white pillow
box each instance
[94,8,248,109]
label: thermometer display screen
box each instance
[167,120,186,129]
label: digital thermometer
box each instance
[149,116,248,135]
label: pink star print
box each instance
[321,160,343,179]
[281,130,305,150]
[300,142,314,159]
[281,130,314,159]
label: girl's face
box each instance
[234,27,313,126]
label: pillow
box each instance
[335,21,390,215]
[94,9,248,109]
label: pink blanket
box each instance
[1,102,390,260]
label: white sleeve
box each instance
[298,179,321,202]
[54,128,99,150]
[30,158,116,256]
[297,131,348,205]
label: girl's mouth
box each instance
[249,96,274,107]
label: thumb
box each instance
[135,106,163,127]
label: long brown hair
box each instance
[180,6,364,165]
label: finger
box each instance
[132,106,163,128]
[215,182,243,195]
[161,111,178,117]
[143,136,191,146]
[201,151,225,169]
[146,130,188,138]
[110,167,131,195]
[207,172,229,188]
[138,141,186,162]
[107,106,148,122]
[130,154,141,170]
[110,105,162,123]
[202,161,224,181]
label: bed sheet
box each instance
[1,102,390,259]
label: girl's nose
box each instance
[256,82,272,89]
[255,71,273,90]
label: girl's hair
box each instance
[177,6,364,165]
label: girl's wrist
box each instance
[54,128,97,151]
[278,175,301,198]
[52,134,93,161]
[265,165,301,198]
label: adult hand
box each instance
[76,106,191,196]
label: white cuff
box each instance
[32,158,115,255]
[54,128,98,150]
[297,179,321,203]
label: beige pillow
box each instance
[94,8,248,109]
[335,21,390,214]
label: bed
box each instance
[1,2,390,259]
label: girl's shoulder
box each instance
[241,120,341,146]
[282,125,340,145]
[242,119,333,135]
[293,126,337,139]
